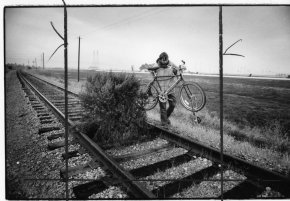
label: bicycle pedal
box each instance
[192,116,201,124]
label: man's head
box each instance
[157,52,169,65]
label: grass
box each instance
[27,68,290,175]
[147,107,290,175]
[138,72,290,133]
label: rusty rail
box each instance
[18,71,156,199]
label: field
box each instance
[27,68,290,157]
[25,68,290,174]
[31,68,290,131]
[137,73,290,130]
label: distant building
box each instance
[89,50,99,70]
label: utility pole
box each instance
[35,58,37,68]
[219,6,224,200]
[43,53,45,69]
[77,36,81,82]
[62,1,69,199]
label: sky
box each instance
[4,4,290,75]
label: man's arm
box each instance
[147,63,160,71]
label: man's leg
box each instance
[159,101,168,125]
[167,94,176,118]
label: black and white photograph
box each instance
[3,0,290,199]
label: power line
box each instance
[69,7,154,38]
[72,7,171,38]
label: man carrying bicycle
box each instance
[148,52,178,126]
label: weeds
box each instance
[184,106,290,153]
[79,72,148,146]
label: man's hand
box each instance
[149,70,157,76]
[172,68,177,75]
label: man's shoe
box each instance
[161,120,171,127]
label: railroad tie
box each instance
[32,104,44,108]
[47,137,76,150]
[69,116,83,121]
[31,104,43,107]
[73,179,109,199]
[29,100,39,103]
[33,107,46,111]
[152,165,220,198]
[35,108,47,112]
[40,119,54,124]
[39,116,52,121]
[114,143,173,163]
[47,132,64,140]
[60,160,100,180]
[129,153,193,178]
[54,103,80,107]
[61,150,80,159]
[60,147,87,160]
[37,113,50,117]
[219,179,265,199]
[38,126,61,134]
[47,140,65,150]
[68,112,83,117]
[32,107,45,111]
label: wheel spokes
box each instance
[180,83,205,111]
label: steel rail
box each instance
[18,71,155,199]
[151,123,290,197]
[23,72,78,97]
[21,71,290,197]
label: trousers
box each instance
[159,93,176,124]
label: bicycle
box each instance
[139,60,206,123]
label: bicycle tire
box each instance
[179,82,206,112]
[139,83,159,110]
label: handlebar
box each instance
[179,65,187,71]
[179,60,186,72]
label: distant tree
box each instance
[6,65,13,70]
[287,75,290,79]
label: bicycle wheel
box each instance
[139,83,158,110]
[179,82,206,112]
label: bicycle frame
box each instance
[148,73,185,96]
[143,62,206,116]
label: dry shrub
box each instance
[79,71,147,145]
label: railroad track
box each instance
[17,70,290,199]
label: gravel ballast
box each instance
[6,70,68,199]
[5,70,129,199]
